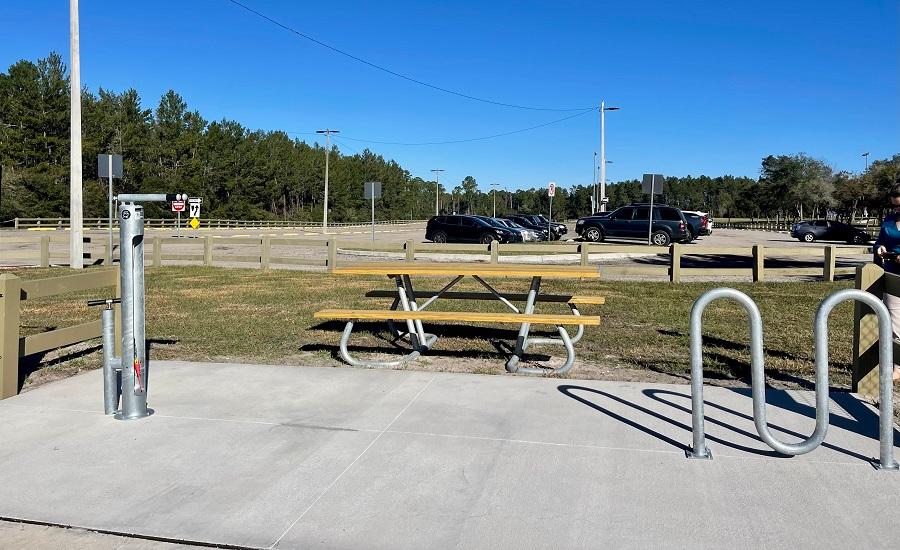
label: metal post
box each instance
[107,155,113,265]
[69,0,84,269]
[431,169,444,215]
[101,304,120,415]
[116,202,150,420]
[371,194,375,242]
[599,101,606,213]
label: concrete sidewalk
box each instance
[0,361,897,549]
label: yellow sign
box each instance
[189,217,200,229]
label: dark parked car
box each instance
[426,215,524,244]
[575,204,689,246]
[503,214,566,240]
[682,212,704,242]
[475,216,543,242]
[790,220,872,244]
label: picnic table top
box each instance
[331,262,602,278]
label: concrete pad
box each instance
[0,361,897,549]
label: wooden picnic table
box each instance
[330,262,602,374]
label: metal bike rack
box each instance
[88,193,186,420]
[687,287,898,470]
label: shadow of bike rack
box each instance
[687,287,898,470]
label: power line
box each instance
[223,0,593,112]
[334,109,594,146]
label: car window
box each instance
[445,216,461,225]
[610,208,634,220]
[658,208,682,221]
[434,216,446,224]
[633,207,650,221]
[460,218,476,227]
[814,220,828,227]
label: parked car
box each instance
[426,215,524,244]
[575,204,689,246]
[681,212,703,243]
[503,214,566,240]
[790,220,872,244]
[475,216,542,242]
[682,210,712,236]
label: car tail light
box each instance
[700,216,708,228]
[680,222,685,231]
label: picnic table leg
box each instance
[506,276,541,372]
[339,321,422,368]
[510,325,576,376]
[394,276,422,349]
[402,275,434,348]
[523,303,584,349]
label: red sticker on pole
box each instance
[133,358,144,393]
[170,200,186,212]
[548,182,556,197]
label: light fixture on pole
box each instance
[431,169,444,215]
[863,152,870,172]
[599,101,620,212]
[316,129,339,233]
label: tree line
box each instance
[1,53,898,223]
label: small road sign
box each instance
[171,200,186,212]
[189,217,200,229]
[548,181,556,197]
[98,154,123,179]
[188,197,202,218]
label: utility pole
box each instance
[431,169,444,215]
[592,152,597,212]
[863,152,870,172]
[599,101,620,213]
[316,129,339,233]
[69,0,83,268]
[490,183,499,217]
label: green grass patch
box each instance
[12,266,856,390]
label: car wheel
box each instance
[479,233,494,244]
[684,228,695,243]
[651,231,671,246]
[584,226,603,242]
[802,232,815,243]
[433,231,448,244]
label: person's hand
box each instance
[877,245,888,256]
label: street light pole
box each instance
[599,101,620,213]
[592,152,597,212]
[431,169,444,215]
[69,0,83,268]
[316,129,339,233]
[863,152,870,172]
[490,183,499,217]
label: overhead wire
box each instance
[223,0,594,112]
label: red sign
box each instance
[548,182,556,197]
[171,200,186,212]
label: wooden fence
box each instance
[11,217,428,230]
[0,269,120,399]
[852,264,900,401]
[716,217,879,235]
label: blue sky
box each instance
[2,0,897,192]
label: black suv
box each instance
[426,215,524,244]
[503,214,566,240]
[790,220,871,244]
[575,204,689,246]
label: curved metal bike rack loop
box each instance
[687,287,898,470]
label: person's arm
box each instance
[874,221,888,254]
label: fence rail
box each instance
[0,269,120,399]
[10,217,428,230]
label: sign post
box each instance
[98,154,123,263]
[364,182,383,242]
[188,197,202,229]
[170,198,186,237]
[548,181,556,240]
[642,173,665,245]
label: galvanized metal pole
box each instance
[599,101,606,213]
[69,0,84,269]
[107,155,113,263]
[117,202,150,420]
[101,305,119,414]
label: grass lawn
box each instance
[11,266,861,392]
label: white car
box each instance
[682,210,712,235]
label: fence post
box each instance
[261,236,271,269]
[40,235,50,268]
[491,241,499,264]
[823,246,836,282]
[669,243,681,283]
[752,245,765,282]
[153,236,162,267]
[13,218,18,230]
[405,240,415,262]
[204,236,213,266]
[0,274,22,399]
[580,243,589,266]
[852,263,884,399]
[327,238,337,272]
